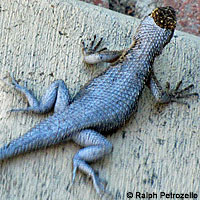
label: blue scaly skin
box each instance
[0,6,197,197]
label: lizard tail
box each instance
[0,115,72,161]
[0,131,41,161]
[0,130,58,161]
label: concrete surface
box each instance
[0,0,199,200]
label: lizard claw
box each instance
[164,80,198,108]
[81,35,107,56]
[93,174,113,199]
[70,163,112,199]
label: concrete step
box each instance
[0,1,199,199]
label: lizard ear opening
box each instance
[151,6,176,30]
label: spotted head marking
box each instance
[150,6,176,30]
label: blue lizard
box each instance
[0,6,197,197]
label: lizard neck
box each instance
[129,16,174,64]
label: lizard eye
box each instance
[151,6,176,30]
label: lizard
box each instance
[0,6,198,198]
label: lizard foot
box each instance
[81,35,123,65]
[93,174,113,199]
[1,73,34,113]
[4,73,71,114]
[3,73,42,113]
[71,158,113,198]
[161,80,198,108]
[81,35,107,56]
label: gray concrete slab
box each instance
[0,0,199,200]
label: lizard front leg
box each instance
[148,71,198,107]
[82,35,124,64]
[71,129,113,197]
[4,73,72,114]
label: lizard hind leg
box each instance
[71,129,113,197]
[7,73,71,114]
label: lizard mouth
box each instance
[150,6,177,30]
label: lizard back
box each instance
[63,10,175,133]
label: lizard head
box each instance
[150,6,176,30]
